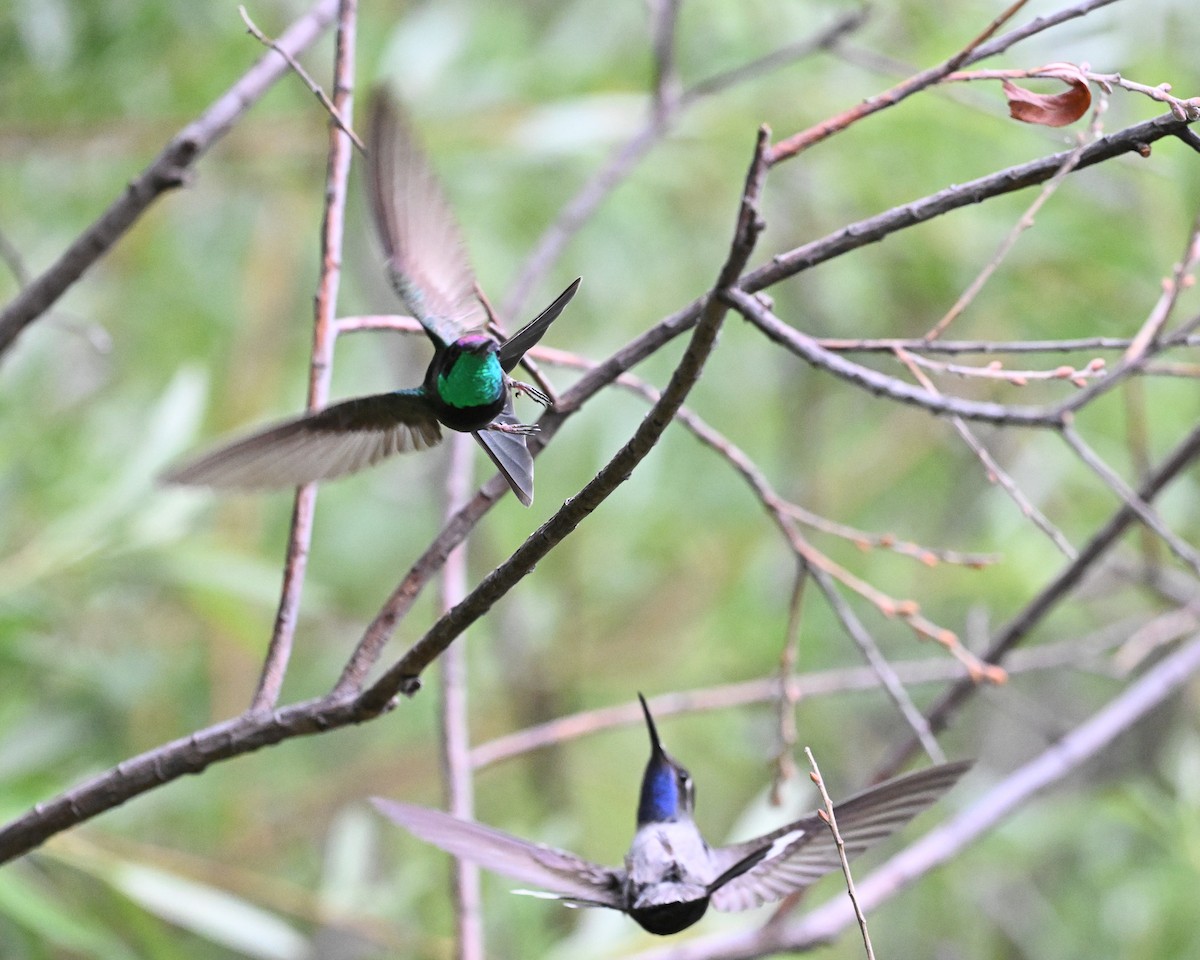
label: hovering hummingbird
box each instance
[162,93,580,506]
[373,695,970,936]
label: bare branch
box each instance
[1059,420,1200,577]
[727,289,1062,427]
[239,4,365,152]
[813,331,1200,355]
[766,0,1031,164]
[771,570,807,800]
[251,0,359,712]
[893,346,1076,558]
[1123,210,1200,363]
[806,749,876,960]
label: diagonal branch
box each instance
[766,0,1032,164]
[356,126,774,709]
[1059,421,1200,577]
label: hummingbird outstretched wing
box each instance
[162,391,443,488]
[473,410,536,506]
[366,92,485,349]
[708,760,971,913]
[498,278,582,373]
[372,798,625,909]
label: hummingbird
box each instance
[372,695,970,936]
[162,92,580,506]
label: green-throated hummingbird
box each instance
[162,93,579,506]
[372,695,969,936]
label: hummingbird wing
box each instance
[371,798,625,909]
[472,400,535,505]
[708,760,970,913]
[366,92,485,349]
[161,391,443,488]
[498,277,581,373]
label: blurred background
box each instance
[2,0,1200,957]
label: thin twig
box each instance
[1123,210,1200,363]
[812,331,1200,355]
[239,4,366,152]
[0,225,32,286]
[810,571,950,762]
[894,346,1076,559]
[1114,605,1200,673]
[684,10,869,103]
[1059,419,1200,577]
[805,749,875,960]
[771,569,807,802]
[967,0,1124,62]
[944,65,1200,121]
[648,0,683,120]
[775,500,1000,568]
[898,351,1107,386]
[767,0,1031,164]
[250,0,358,712]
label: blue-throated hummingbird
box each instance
[373,695,969,936]
[162,92,579,506]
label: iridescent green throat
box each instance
[437,352,504,409]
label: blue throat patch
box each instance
[638,763,679,823]
[437,351,503,409]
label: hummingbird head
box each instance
[636,694,695,825]
[444,333,500,363]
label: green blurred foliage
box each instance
[2,0,1200,957]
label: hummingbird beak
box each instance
[638,693,667,761]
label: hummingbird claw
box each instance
[487,420,539,436]
[512,379,552,407]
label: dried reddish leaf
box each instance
[1002,66,1092,127]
